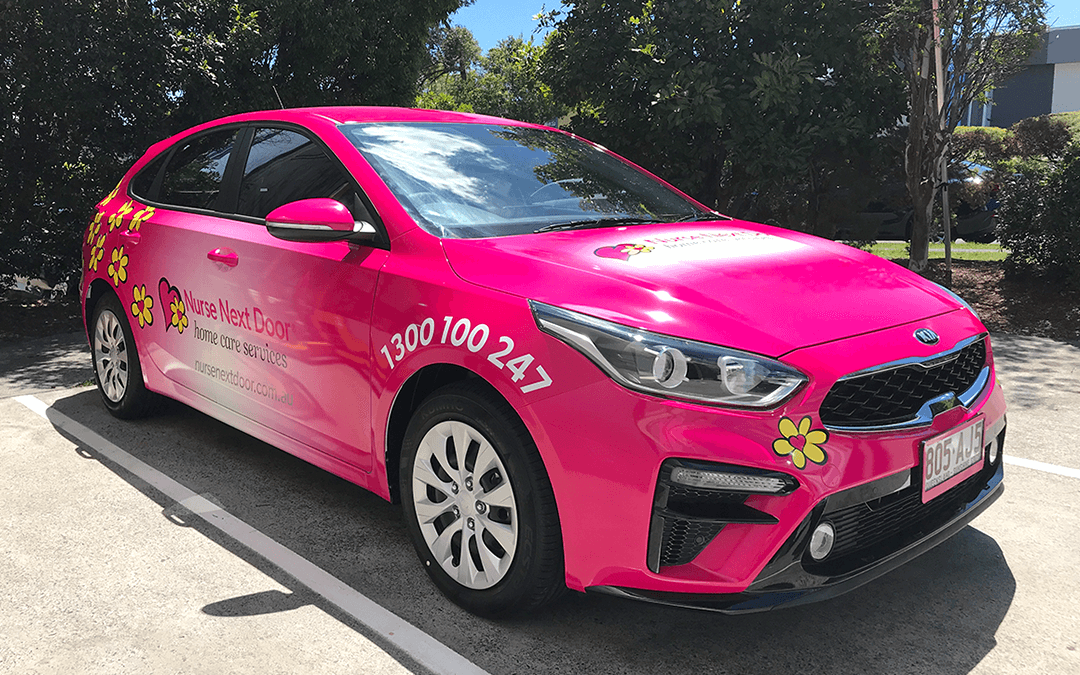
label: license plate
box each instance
[921,416,985,503]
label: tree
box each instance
[881,0,1045,272]
[417,33,569,125]
[0,0,467,290]
[540,0,906,238]
[0,0,239,288]
[422,23,482,85]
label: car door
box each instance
[130,124,387,471]
[216,125,388,471]
[123,125,250,405]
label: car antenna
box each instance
[272,85,285,110]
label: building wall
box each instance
[1048,26,1080,63]
[991,64,1056,127]
[1052,62,1080,113]
[987,25,1080,127]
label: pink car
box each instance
[80,108,1005,617]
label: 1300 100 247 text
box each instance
[379,315,552,394]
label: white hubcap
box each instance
[411,420,518,590]
[94,309,129,403]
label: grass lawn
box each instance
[857,241,1008,262]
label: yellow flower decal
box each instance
[595,243,655,261]
[772,416,829,470]
[107,246,129,286]
[108,200,135,231]
[129,206,156,231]
[88,234,106,272]
[619,243,653,256]
[170,297,188,334]
[98,183,121,208]
[131,285,154,328]
[85,212,103,245]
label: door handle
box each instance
[207,247,239,267]
[119,230,141,246]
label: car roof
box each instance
[127,106,568,208]
[134,106,552,175]
[203,106,542,129]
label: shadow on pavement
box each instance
[0,332,93,398]
[990,333,1080,413]
[47,388,1015,675]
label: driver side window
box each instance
[238,128,372,222]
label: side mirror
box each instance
[265,198,377,243]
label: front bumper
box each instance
[590,434,1004,613]
[522,308,1004,598]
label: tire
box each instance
[399,382,565,617]
[91,293,158,419]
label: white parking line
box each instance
[1003,454,1080,480]
[14,395,491,675]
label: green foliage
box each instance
[996,145,1080,286]
[417,35,569,125]
[954,114,1078,166]
[541,0,907,238]
[422,23,483,85]
[0,0,466,288]
[0,0,196,287]
[1053,111,1080,141]
[953,126,1010,164]
[179,0,468,114]
[1009,114,1072,159]
[954,114,1072,183]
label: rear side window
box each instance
[237,128,357,219]
[158,128,239,210]
[130,153,167,200]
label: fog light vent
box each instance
[808,522,835,560]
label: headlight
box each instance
[530,301,807,407]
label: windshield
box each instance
[340,122,713,238]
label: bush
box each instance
[1051,111,1080,142]
[952,115,1073,166]
[1007,115,1072,160]
[996,144,1080,286]
[953,126,1009,163]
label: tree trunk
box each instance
[905,25,942,273]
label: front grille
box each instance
[820,338,986,428]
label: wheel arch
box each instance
[384,363,490,503]
[84,278,117,339]
[383,363,554,507]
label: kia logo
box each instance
[914,328,940,345]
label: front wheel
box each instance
[399,382,565,616]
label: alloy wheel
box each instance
[410,420,518,590]
[94,308,129,403]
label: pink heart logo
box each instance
[158,277,182,333]
[594,245,630,261]
[596,244,647,261]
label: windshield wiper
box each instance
[671,211,729,222]
[533,216,657,233]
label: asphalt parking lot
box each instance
[1,332,1078,675]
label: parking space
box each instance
[1,334,1078,674]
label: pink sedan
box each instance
[80,107,1005,617]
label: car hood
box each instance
[441,220,961,357]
